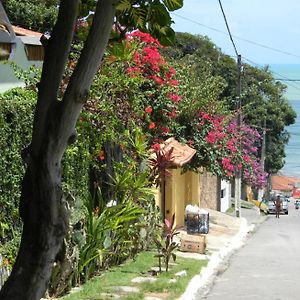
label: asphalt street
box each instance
[198,201,300,300]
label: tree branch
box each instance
[31,0,80,156]
[53,0,118,157]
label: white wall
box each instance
[0,38,42,93]
[220,180,231,212]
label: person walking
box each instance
[274,195,282,218]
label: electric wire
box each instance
[172,12,300,60]
[243,57,300,93]
[217,0,239,57]
[173,8,300,89]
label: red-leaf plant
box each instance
[154,214,179,272]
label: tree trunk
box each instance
[0,147,68,300]
[0,0,116,298]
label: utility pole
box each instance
[234,54,242,218]
[217,0,242,217]
[257,117,266,201]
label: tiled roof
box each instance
[12,25,42,38]
[160,137,196,167]
[271,175,300,191]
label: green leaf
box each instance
[163,0,184,11]
[152,26,176,46]
[171,253,176,262]
[116,0,132,12]
[149,3,172,26]
[103,236,112,249]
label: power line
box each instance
[172,12,300,60]
[243,57,300,92]
[217,0,242,217]
[275,79,300,82]
[217,0,238,57]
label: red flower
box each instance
[168,93,182,103]
[187,139,194,147]
[205,131,217,144]
[168,110,177,118]
[169,79,179,86]
[243,155,251,163]
[126,67,141,76]
[161,126,170,134]
[145,106,153,114]
[100,150,105,161]
[149,122,156,129]
[152,75,164,85]
[151,143,161,152]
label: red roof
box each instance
[271,175,300,191]
[160,138,196,167]
[12,25,42,38]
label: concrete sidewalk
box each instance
[178,206,267,300]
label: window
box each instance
[0,42,11,60]
[221,188,226,199]
[24,44,44,61]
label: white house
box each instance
[0,2,43,93]
[220,179,231,212]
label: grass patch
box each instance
[63,251,207,300]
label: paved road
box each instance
[198,202,300,300]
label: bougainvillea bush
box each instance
[179,111,267,188]
[84,30,267,188]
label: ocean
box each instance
[269,64,300,177]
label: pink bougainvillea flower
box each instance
[168,110,177,118]
[243,155,251,163]
[126,67,141,77]
[168,93,182,103]
[130,30,161,46]
[169,79,179,86]
[205,131,217,144]
[187,139,195,147]
[152,76,164,85]
[161,126,170,134]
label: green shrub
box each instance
[0,88,36,241]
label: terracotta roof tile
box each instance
[12,25,42,38]
[160,137,196,167]
[271,175,300,191]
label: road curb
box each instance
[179,213,264,300]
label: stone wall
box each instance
[199,170,221,211]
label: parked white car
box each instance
[267,196,288,215]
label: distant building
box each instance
[0,2,43,93]
[271,175,300,197]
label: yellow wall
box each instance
[155,169,200,228]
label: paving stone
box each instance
[131,276,157,283]
[69,286,83,294]
[114,285,140,293]
[151,266,166,272]
[175,270,187,277]
[100,292,121,299]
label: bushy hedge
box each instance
[0,88,92,243]
[0,88,36,241]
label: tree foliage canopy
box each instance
[2,0,59,32]
[165,32,296,175]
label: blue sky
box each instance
[170,0,300,65]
